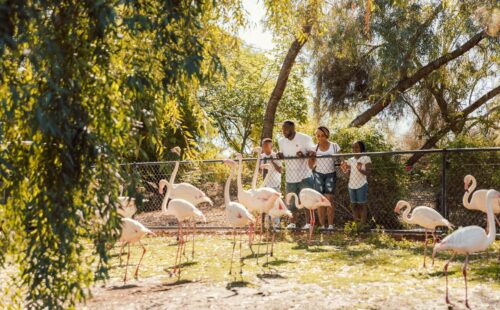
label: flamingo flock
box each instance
[394,175,499,308]
[110,146,498,308]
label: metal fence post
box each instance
[441,148,447,218]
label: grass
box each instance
[105,230,500,290]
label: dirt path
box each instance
[82,275,500,309]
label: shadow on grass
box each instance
[292,243,328,253]
[257,273,286,280]
[109,284,139,290]
[262,259,293,267]
[162,279,194,287]
[242,253,266,260]
[226,281,251,290]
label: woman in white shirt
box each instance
[341,141,371,227]
[308,126,340,230]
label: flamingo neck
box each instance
[168,160,180,186]
[224,164,234,207]
[236,156,245,196]
[289,193,301,209]
[462,190,471,208]
[400,203,413,224]
[162,160,179,212]
[485,192,496,244]
[251,152,261,190]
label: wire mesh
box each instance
[124,148,499,231]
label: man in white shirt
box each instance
[277,121,315,229]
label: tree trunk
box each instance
[405,84,500,165]
[349,30,487,128]
[312,76,323,125]
[261,27,311,140]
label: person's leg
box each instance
[286,182,299,225]
[273,186,281,227]
[313,172,326,227]
[325,173,336,227]
[360,183,368,225]
[348,188,359,222]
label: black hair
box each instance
[283,120,295,127]
[316,126,330,138]
[355,140,366,153]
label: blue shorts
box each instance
[313,171,336,195]
[286,177,313,212]
[348,183,368,204]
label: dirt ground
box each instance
[82,274,500,310]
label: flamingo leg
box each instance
[444,253,456,306]
[178,221,186,278]
[423,230,428,268]
[182,220,189,259]
[173,221,183,276]
[119,242,126,266]
[248,223,254,253]
[463,254,470,309]
[229,228,236,275]
[134,241,146,279]
[239,230,243,275]
[308,209,314,245]
[270,228,276,257]
[265,221,270,265]
[123,243,131,284]
[192,221,196,259]
[431,230,438,266]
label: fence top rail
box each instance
[122,147,500,166]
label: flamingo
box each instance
[159,151,206,277]
[119,218,153,283]
[223,159,256,275]
[394,200,454,267]
[157,147,211,256]
[463,175,500,229]
[266,197,292,262]
[158,147,213,207]
[117,185,137,218]
[286,189,331,244]
[234,152,280,250]
[432,189,499,308]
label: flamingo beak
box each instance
[394,206,400,214]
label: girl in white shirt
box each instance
[308,126,340,230]
[341,141,371,226]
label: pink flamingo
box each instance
[286,189,331,244]
[433,189,499,308]
[394,200,454,267]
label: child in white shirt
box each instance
[341,141,371,226]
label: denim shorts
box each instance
[313,171,336,195]
[286,177,313,212]
[348,183,368,204]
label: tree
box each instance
[314,0,497,128]
[0,1,244,307]
[260,0,325,139]
[200,45,309,153]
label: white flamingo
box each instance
[266,197,292,261]
[234,152,281,249]
[157,147,213,207]
[159,150,206,277]
[433,189,499,308]
[463,175,500,229]
[286,189,331,244]
[223,159,256,275]
[394,200,454,267]
[117,185,137,218]
[119,218,153,283]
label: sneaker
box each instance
[319,225,325,230]
[327,225,334,230]
[286,223,296,229]
[302,223,311,230]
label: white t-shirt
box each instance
[347,156,372,189]
[315,142,341,174]
[278,132,315,183]
[261,152,282,189]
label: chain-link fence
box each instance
[124,148,499,231]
